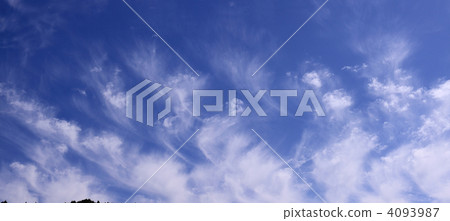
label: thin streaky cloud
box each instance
[252,0,329,76]
[121,0,200,77]
[124,129,200,203]
[251,129,327,203]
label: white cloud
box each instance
[363,149,413,202]
[354,35,425,114]
[297,31,450,203]
[363,79,450,202]
[302,71,322,88]
[0,86,112,202]
[0,85,81,145]
[161,73,207,133]
[2,18,450,204]
[368,77,423,112]
[355,34,412,71]
[341,63,368,72]
[130,155,193,203]
[312,128,378,202]
[2,83,281,203]
[429,80,450,100]
[191,116,313,202]
[228,97,245,116]
[307,55,450,203]
[0,181,38,203]
[81,133,126,167]
[102,82,126,109]
[409,142,450,201]
[364,139,450,202]
[417,80,450,140]
[323,89,352,113]
[0,161,109,203]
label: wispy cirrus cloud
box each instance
[2,0,450,204]
[302,30,450,202]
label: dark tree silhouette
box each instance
[70,198,96,203]
[1,200,7,203]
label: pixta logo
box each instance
[126,79,325,127]
[126,80,172,127]
[193,90,325,117]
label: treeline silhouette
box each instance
[70,199,100,203]
[1,199,107,203]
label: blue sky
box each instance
[1,0,450,203]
